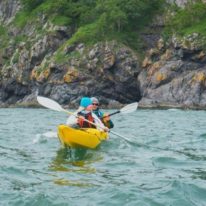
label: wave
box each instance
[33,131,57,144]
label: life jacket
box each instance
[77,111,96,128]
[93,109,114,129]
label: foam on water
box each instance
[42,131,57,138]
[33,131,57,144]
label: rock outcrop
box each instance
[139,35,206,109]
[0,0,21,24]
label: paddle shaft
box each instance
[108,110,120,117]
[109,130,133,143]
[62,108,107,130]
[67,110,131,139]
[37,96,133,140]
[60,101,189,154]
[101,102,138,119]
[101,110,120,119]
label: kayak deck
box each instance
[57,124,108,149]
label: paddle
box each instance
[37,96,200,155]
[110,102,138,116]
[37,96,110,130]
[101,102,138,119]
[37,96,72,114]
[37,96,134,142]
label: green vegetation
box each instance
[165,1,206,36]
[12,51,20,64]
[54,51,69,64]
[14,35,28,44]
[13,10,31,28]
[2,0,205,55]
[0,25,7,36]
[51,16,72,26]
[18,0,164,50]
[54,46,81,64]
[0,25,9,49]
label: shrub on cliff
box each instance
[165,1,206,36]
[18,0,164,49]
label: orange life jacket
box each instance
[77,111,95,128]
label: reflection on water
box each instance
[49,148,95,171]
[53,178,95,187]
[53,147,88,163]
[49,148,104,186]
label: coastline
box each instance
[1,102,206,110]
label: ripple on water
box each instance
[199,133,206,139]
[152,154,205,169]
[1,108,206,205]
[157,180,206,206]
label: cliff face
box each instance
[0,0,21,24]
[139,35,206,109]
[0,0,206,109]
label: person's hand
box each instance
[77,115,85,125]
[78,115,84,120]
[103,113,110,122]
[103,126,109,132]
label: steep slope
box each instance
[0,0,206,109]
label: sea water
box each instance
[0,108,206,206]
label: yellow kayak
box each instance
[57,125,108,149]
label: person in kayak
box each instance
[77,104,96,128]
[67,97,109,131]
[91,97,114,129]
[77,104,109,132]
[66,97,91,126]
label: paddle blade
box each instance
[120,102,138,114]
[37,96,64,112]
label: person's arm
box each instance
[102,113,114,129]
[66,112,78,126]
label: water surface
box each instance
[0,108,206,206]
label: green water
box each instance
[0,108,206,206]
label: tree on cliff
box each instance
[19,0,164,46]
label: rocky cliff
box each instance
[139,35,206,109]
[0,0,206,109]
[0,0,21,24]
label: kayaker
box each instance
[77,104,109,132]
[91,97,114,129]
[67,97,109,132]
[77,105,96,128]
[66,97,92,127]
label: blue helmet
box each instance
[80,97,92,108]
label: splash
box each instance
[33,131,57,144]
